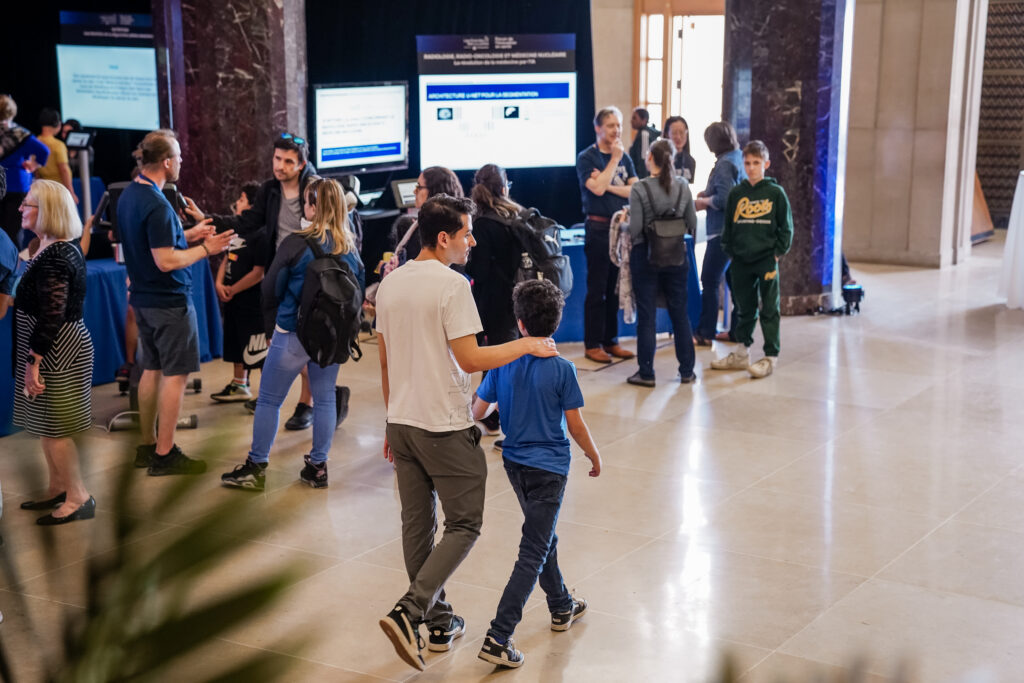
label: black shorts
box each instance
[135,304,201,376]
[223,303,267,369]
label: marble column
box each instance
[152,0,307,211]
[723,0,853,313]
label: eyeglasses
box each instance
[281,132,306,145]
[505,180,513,190]
[414,184,428,192]
[20,201,39,210]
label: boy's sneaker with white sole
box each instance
[478,635,524,668]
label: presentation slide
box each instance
[314,84,408,172]
[56,44,160,131]
[417,34,577,171]
[418,72,577,170]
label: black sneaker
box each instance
[299,455,328,489]
[493,439,504,453]
[626,371,656,388]
[134,443,156,468]
[147,445,207,476]
[335,386,350,429]
[221,459,267,491]
[379,604,425,671]
[427,615,465,652]
[285,402,313,430]
[551,596,587,631]
[478,635,524,668]
[211,382,252,403]
[244,398,257,414]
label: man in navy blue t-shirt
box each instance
[471,279,602,669]
[576,106,637,365]
[117,130,233,476]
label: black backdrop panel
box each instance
[305,0,596,227]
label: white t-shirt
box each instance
[376,259,483,432]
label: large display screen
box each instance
[417,34,577,171]
[56,45,160,131]
[56,12,160,131]
[313,82,409,173]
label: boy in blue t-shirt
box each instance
[471,279,602,669]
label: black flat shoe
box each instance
[36,497,96,526]
[20,492,67,510]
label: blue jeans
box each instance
[487,460,573,641]
[248,330,339,464]
[630,243,694,379]
[696,235,731,340]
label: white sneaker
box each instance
[747,357,775,379]
[710,351,750,371]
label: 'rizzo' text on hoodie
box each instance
[721,177,794,264]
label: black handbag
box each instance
[639,181,689,269]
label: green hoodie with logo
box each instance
[721,177,794,265]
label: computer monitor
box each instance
[391,178,419,209]
[65,131,94,149]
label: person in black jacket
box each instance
[185,134,347,430]
[467,164,521,348]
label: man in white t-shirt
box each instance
[376,194,558,671]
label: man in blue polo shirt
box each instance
[576,106,637,364]
[117,129,233,475]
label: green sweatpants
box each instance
[730,257,781,357]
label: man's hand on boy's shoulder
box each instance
[522,336,558,358]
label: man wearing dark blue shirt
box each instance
[575,106,637,364]
[117,129,233,475]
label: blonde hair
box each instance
[29,179,83,240]
[0,94,16,122]
[298,178,356,255]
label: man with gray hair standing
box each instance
[576,106,638,364]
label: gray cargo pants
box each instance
[387,422,487,627]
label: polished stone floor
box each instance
[1,235,1023,682]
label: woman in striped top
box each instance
[13,179,96,525]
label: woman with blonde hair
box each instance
[14,179,96,524]
[221,177,364,491]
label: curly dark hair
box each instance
[513,279,564,338]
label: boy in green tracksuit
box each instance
[711,140,793,379]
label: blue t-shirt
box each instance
[576,144,636,218]
[477,355,585,476]
[117,180,191,308]
[0,134,50,194]
[0,229,18,296]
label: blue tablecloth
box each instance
[553,230,701,343]
[1,311,15,436]
[83,258,223,386]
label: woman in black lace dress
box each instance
[13,179,95,525]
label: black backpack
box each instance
[639,181,690,269]
[505,207,573,297]
[296,238,363,367]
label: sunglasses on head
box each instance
[281,132,306,146]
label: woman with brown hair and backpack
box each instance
[626,139,697,388]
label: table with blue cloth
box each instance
[553,228,701,343]
[2,258,222,437]
[83,258,223,385]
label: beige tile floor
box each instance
[1,235,1023,682]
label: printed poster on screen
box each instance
[416,34,577,171]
